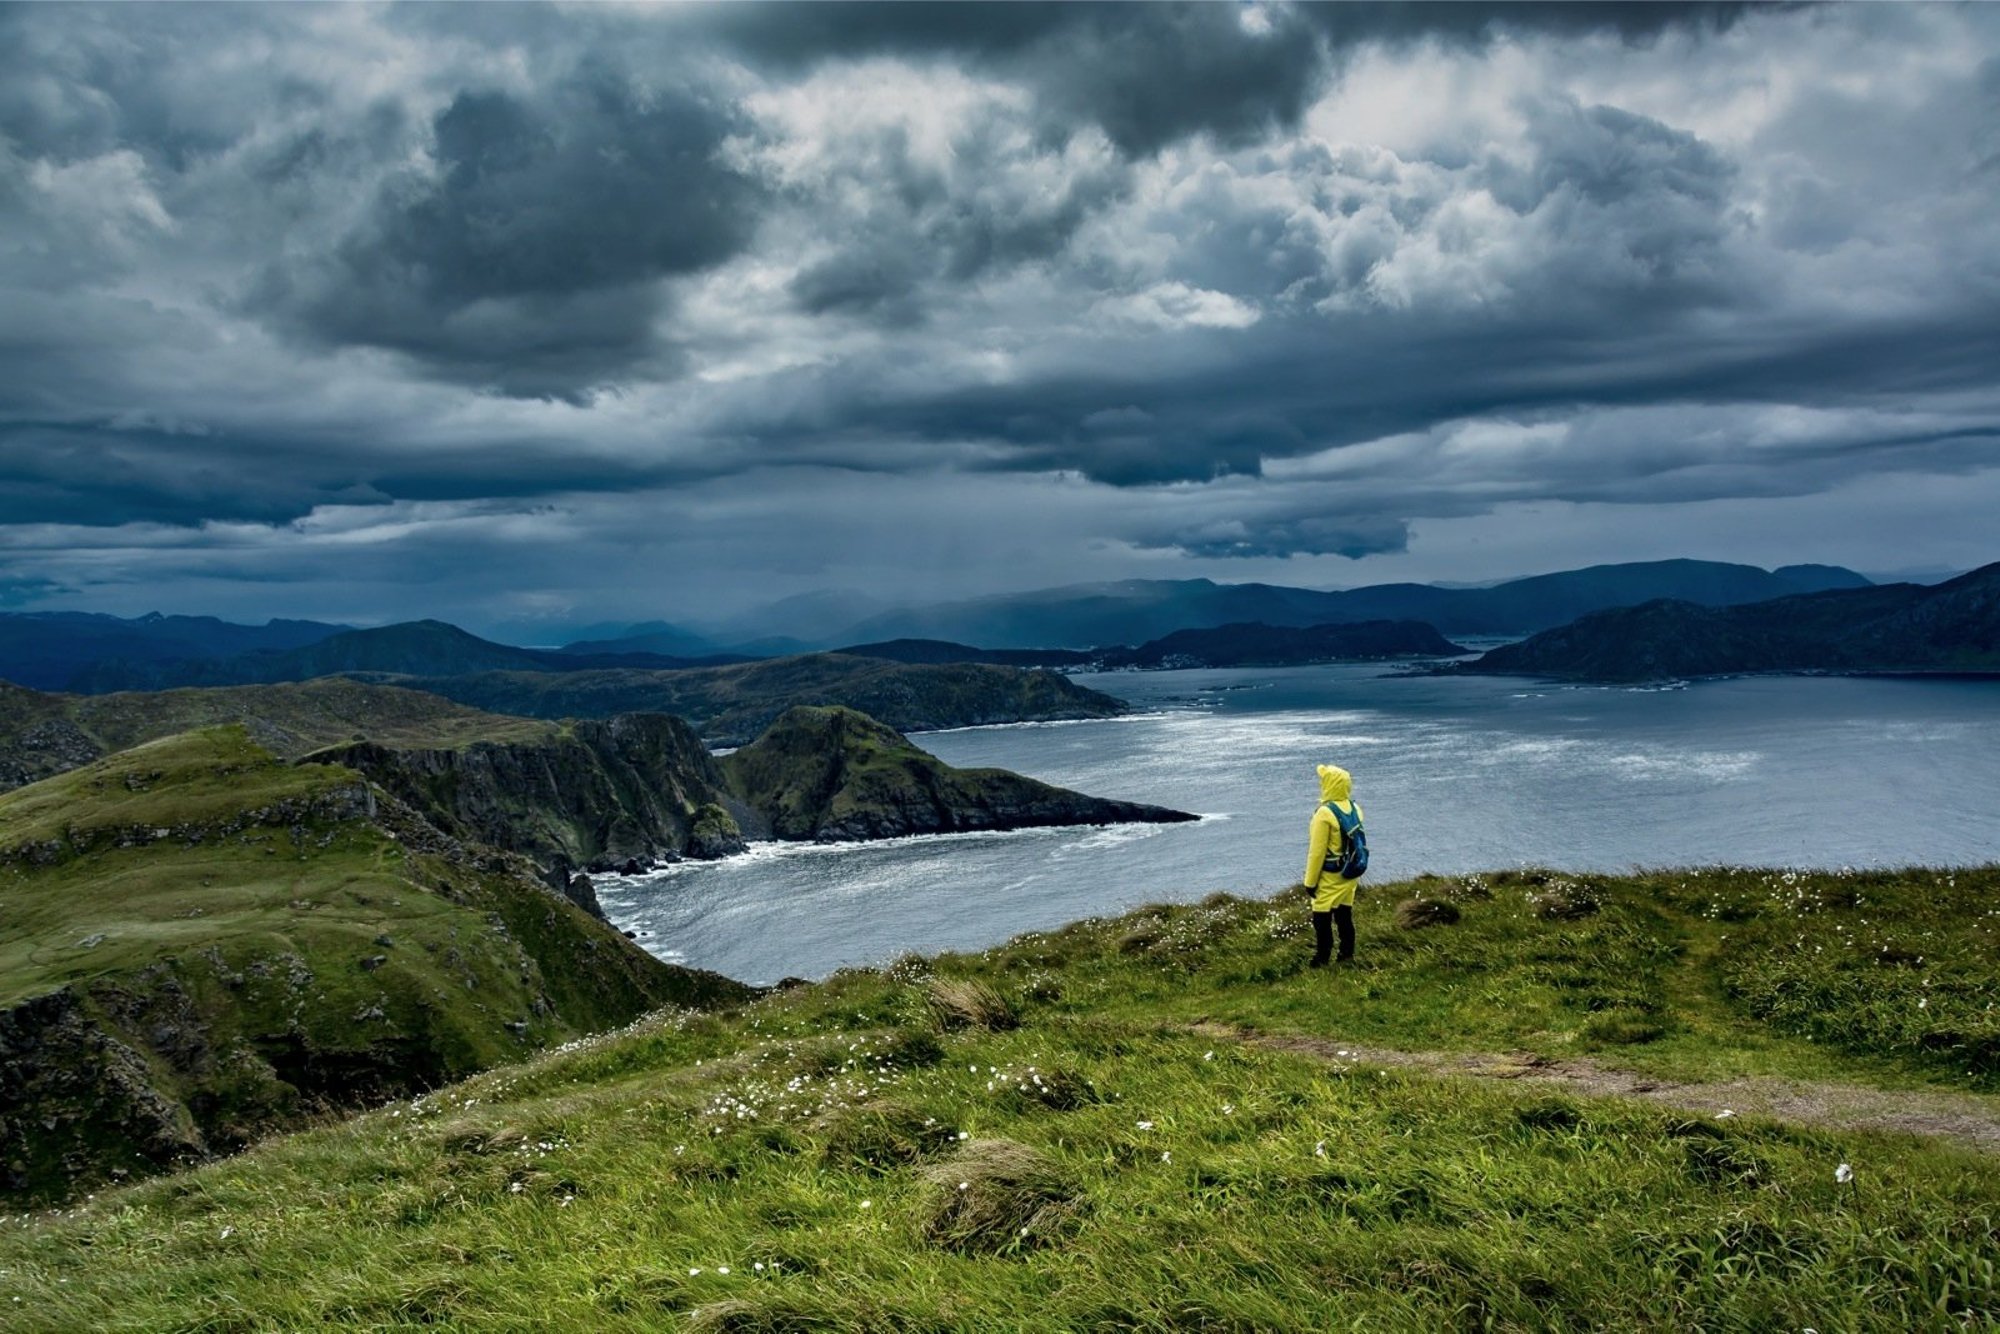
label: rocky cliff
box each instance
[306,712,752,891]
[719,706,1197,842]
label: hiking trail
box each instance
[1190,1022,2000,1154]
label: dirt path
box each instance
[1191,1023,2000,1154]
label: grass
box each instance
[0,726,739,1206]
[0,677,558,783]
[0,866,1995,1329]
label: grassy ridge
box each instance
[0,727,744,1206]
[0,678,556,792]
[2,866,1995,1328]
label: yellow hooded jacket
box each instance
[1304,763,1362,912]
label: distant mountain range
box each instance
[815,560,1872,648]
[1463,562,2000,682]
[0,611,351,691]
[838,620,1465,670]
[363,654,1127,746]
[54,619,750,693]
[0,559,1878,693]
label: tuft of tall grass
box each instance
[916,1137,1083,1254]
[924,976,1019,1031]
[1394,897,1462,929]
[1532,884,1601,920]
[815,1100,959,1174]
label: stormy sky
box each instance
[3,1,1997,639]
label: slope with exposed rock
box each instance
[719,706,1196,842]
[0,726,750,1206]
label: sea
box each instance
[596,667,2000,986]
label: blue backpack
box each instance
[1325,802,1368,879]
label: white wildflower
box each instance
[1836,1163,1854,1185]
[859,1199,872,1209]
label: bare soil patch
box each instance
[1192,1022,2000,1153]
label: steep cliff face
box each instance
[0,727,751,1206]
[720,706,1197,842]
[306,712,749,882]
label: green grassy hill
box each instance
[0,678,555,793]
[0,727,748,1207]
[3,865,1994,1328]
[1,680,1192,888]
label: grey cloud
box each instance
[0,1,1995,606]
[254,69,763,399]
[1149,511,1412,561]
[774,110,1132,322]
[702,3,1755,157]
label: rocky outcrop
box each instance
[307,712,747,882]
[720,706,1197,843]
[0,987,209,1199]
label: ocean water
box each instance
[597,668,2000,985]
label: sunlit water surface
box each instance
[598,668,2000,984]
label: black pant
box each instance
[1312,906,1354,964]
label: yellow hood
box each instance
[1317,763,1352,804]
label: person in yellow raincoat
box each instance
[1302,763,1362,968]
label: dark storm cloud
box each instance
[779,114,1132,321]
[1165,512,1412,561]
[252,68,763,400]
[0,0,1996,617]
[701,2,1753,155]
